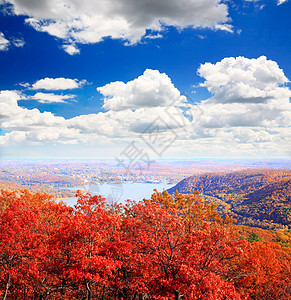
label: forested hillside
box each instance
[168,169,291,229]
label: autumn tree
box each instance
[0,190,53,299]
[235,241,291,299]
[118,191,248,299]
[47,192,124,299]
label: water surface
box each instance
[60,183,173,207]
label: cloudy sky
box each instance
[0,0,290,159]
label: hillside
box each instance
[168,169,291,229]
[0,179,76,199]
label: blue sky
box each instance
[0,0,290,159]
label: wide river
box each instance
[60,183,174,207]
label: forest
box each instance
[168,169,291,230]
[0,189,290,299]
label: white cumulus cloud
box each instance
[196,56,291,131]
[0,90,65,131]
[1,58,290,157]
[62,44,80,55]
[198,56,290,104]
[31,77,85,90]
[98,69,185,111]
[32,92,76,103]
[3,0,231,53]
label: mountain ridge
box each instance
[167,169,291,229]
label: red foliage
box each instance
[0,189,290,299]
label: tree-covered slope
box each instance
[168,169,291,229]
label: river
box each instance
[59,183,173,207]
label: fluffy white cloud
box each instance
[67,113,123,137]
[198,56,290,104]
[69,106,190,136]
[32,92,75,103]
[0,32,9,51]
[175,56,290,157]
[232,128,273,143]
[98,69,185,111]
[1,59,290,157]
[0,127,83,145]
[3,0,231,53]
[191,56,291,156]
[0,90,24,106]
[31,77,84,90]
[0,90,65,131]
[0,90,103,145]
[0,90,25,121]
[196,56,291,130]
[195,101,290,129]
[0,90,82,146]
[62,44,80,55]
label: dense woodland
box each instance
[0,189,290,299]
[168,169,291,230]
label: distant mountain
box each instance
[168,169,291,229]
